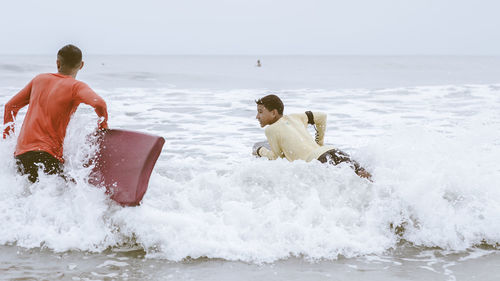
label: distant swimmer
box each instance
[253,94,371,179]
[3,44,109,183]
[256,60,262,67]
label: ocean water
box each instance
[1,55,500,280]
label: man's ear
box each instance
[79,61,85,70]
[56,59,61,70]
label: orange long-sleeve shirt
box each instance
[3,73,108,162]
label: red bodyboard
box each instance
[89,129,165,206]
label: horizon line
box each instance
[1,53,499,57]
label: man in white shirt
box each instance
[254,94,371,179]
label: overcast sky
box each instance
[1,0,499,55]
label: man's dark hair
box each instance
[57,44,82,68]
[255,94,284,115]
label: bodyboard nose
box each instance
[89,129,165,206]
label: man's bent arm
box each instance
[259,128,282,160]
[291,112,328,146]
[75,84,109,129]
[3,81,32,138]
[312,112,327,146]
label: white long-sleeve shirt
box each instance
[259,112,334,162]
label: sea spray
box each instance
[0,83,499,263]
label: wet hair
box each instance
[57,44,82,68]
[255,94,284,115]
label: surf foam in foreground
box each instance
[0,83,499,263]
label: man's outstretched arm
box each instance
[3,81,32,138]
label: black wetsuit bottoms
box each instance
[15,151,63,183]
[317,149,363,174]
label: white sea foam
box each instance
[1,80,500,263]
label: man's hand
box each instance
[98,117,108,130]
[252,142,265,157]
[252,145,263,157]
[252,141,271,157]
[3,129,9,139]
[3,124,13,139]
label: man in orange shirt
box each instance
[3,44,108,182]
